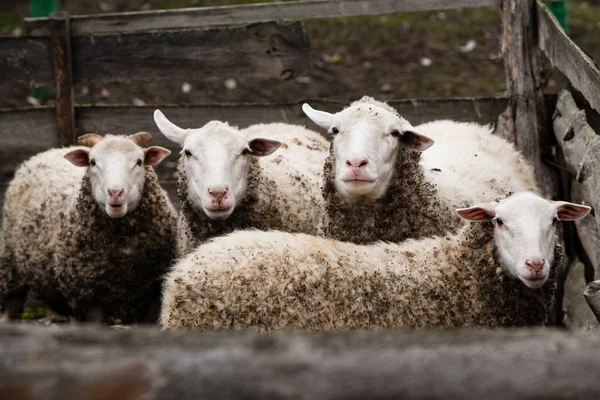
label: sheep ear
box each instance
[64,149,90,167]
[153,109,189,147]
[400,130,434,151]
[248,138,282,157]
[302,103,334,130]
[144,146,171,166]
[555,201,591,221]
[456,203,496,221]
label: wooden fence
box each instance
[2,0,600,396]
[3,0,600,316]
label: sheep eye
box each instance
[553,217,560,225]
[241,149,250,156]
[331,127,339,134]
[496,218,504,227]
[136,159,143,167]
[390,130,400,138]
[90,159,96,167]
[184,150,192,157]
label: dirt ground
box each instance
[1,0,600,109]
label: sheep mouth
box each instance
[204,204,233,213]
[343,179,376,186]
[108,203,123,210]
[518,275,548,289]
[203,206,234,220]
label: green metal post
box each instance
[546,0,568,34]
[31,0,58,100]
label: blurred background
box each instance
[1,0,597,109]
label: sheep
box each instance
[160,192,591,331]
[153,110,328,256]
[0,132,178,322]
[303,96,538,244]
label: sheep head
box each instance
[457,192,591,288]
[153,109,281,221]
[303,96,434,203]
[64,133,170,218]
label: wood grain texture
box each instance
[1,325,600,399]
[553,90,600,278]
[71,22,310,84]
[0,22,310,88]
[0,37,52,89]
[538,0,600,115]
[26,0,502,36]
[562,260,600,330]
[496,0,555,197]
[50,12,76,146]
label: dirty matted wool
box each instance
[160,224,559,331]
[54,169,178,321]
[323,146,460,244]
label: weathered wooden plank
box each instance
[50,11,76,146]
[562,260,600,330]
[496,0,554,197]
[0,22,310,88]
[0,37,52,89]
[1,325,600,399]
[76,98,508,143]
[1,98,508,149]
[553,90,600,279]
[26,0,502,36]
[71,22,309,84]
[572,181,600,279]
[538,0,600,116]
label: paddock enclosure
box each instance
[2,0,600,398]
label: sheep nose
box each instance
[346,159,369,170]
[525,258,545,274]
[107,188,124,199]
[208,187,228,202]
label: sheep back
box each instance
[161,227,558,331]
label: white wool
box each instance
[419,120,539,207]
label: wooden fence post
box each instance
[496,0,555,196]
[49,11,76,146]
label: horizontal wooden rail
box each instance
[0,22,309,89]
[538,0,600,115]
[26,0,502,36]
[1,325,600,399]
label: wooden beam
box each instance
[553,90,600,278]
[0,37,52,88]
[1,325,600,399]
[25,0,502,36]
[537,0,600,115]
[0,22,310,88]
[496,0,555,197]
[49,11,76,146]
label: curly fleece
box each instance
[160,223,560,331]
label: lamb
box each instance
[153,110,328,256]
[160,192,590,331]
[0,132,178,322]
[303,96,538,244]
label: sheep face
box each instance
[153,110,281,220]
[303,99,434,202]
[457,192,591,288]
[64,135,170,218]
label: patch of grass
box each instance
[21,307,48,320]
